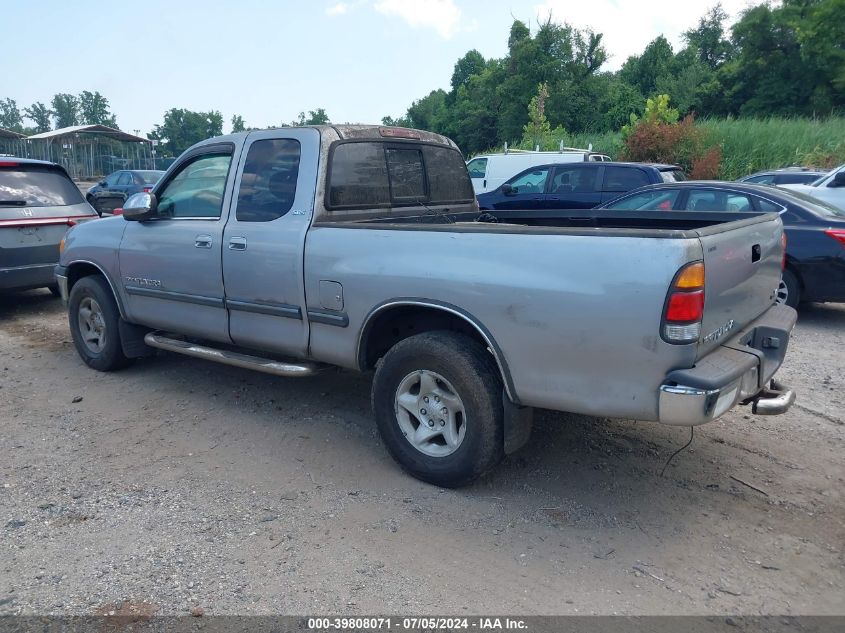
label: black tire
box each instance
[47,284,61,298]
[372,331,504,487]
[68,275,131,371]
[779,268,801,309]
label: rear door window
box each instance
[605,189,680,210]
[117,172,133,186]
[236,139,301,222]
[0,164,84,207]
[550,166,598,193]
[603,167,650,192]
[685,189,754,212]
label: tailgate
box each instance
[696,214,783,359]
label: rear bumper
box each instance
[658,303,797,425]
[0,263,57,291]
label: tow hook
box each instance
[746,379,796,415]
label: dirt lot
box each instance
[0,290,842,616]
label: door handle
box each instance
[194,235,212,249]
[229,236,247,251]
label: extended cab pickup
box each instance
[56,125,797,487]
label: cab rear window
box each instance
[0,164,84,207]
[328,141,474,209]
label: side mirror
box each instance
[99,180,107,187]
[122,192,157,221]
[502,184,516,196]
[829,172,845,188]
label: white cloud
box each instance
[373,0,463,39]
[533,0,754,69]
[326,2,350,16]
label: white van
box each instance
[467,149,611,194]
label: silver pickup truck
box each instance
[56,125,797,486]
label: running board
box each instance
[143,332,323,377]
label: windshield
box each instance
[0,164,84,207]
[660,169,686,183]
[136,170,165,184]
[775,186,845,217]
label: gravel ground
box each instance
[0,290,842,616]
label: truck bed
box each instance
[337,208,776,239]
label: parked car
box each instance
[738,166,828,186]
[599,181,845,308]
[57,125,795,487]
[1,158,98,294]
[476,161,685,210]
[467,149,611,194]
[86,169,165,214]
[780,163,845,210]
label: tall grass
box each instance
[698,116,845,180]
[482,116,845,180]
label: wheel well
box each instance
[358,305,513,396]
[66,262,103,290]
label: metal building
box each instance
[26,124,153,179]
[0,127,27,157]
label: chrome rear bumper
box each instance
[658,303,797,426]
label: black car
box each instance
[600,181,845,307]
[476,161,685,211]
[738,167,828,186]
[86,169,164,214]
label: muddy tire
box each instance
[68,275,131,371]
[372,331,504,487]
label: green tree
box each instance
[522,83,552,147]
[292,109,330,126]
[78,91,117,127]
[51,93,79,128]
[149,108,224,156]
[0,98,23,132]
[683,3,733,70]
[450,50,486,93]
[231,114,245,132]
[24,102,52,133]
[620,36,676,99]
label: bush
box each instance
[621,115,721,178]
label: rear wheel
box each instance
[777,269,800,309]
[68,276,131,371]
[372,331,504,487]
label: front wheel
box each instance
[372,331,504,487]
[68,275,131,371]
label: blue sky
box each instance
[2,0,753,135]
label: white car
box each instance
[780,163,845,210]
[467,149,610,194]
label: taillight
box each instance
[143,187,152,193]
[825,229,845,248]
[781,232,787,269]
[662,261,705,344]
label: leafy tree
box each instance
[620,36,676,99]
[450,50,486,93]
[51,93,79,128]
[683,4,733,70]
[381,114,412,127]
[523,83,552,148]
[292,109,330,126]
[231,114,245,132]
[24,102,52,133]
[0,98,23,132]
[78,91,117,127]
[149,108,224,156]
